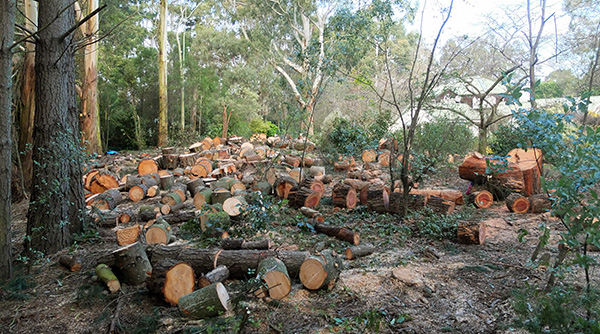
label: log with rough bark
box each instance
[96,264,120,293]
[112,242,152,285]
[145,217,172,245]
[88,188,122,210]
[334,157,356,171]
[367,187,389,213]
[289,188,321,209]
[387,192,426,214]
[457,221,486,245]
[198,265,230,288]
[146,260,195,306]
[299,249,343,290]
[274,176,299,199]
[288,168,304,183]
[299,207,324,222]
[425,195,455,214]
[506,148,543,196]
[59,255,83,272]
[300,177,325,197]
[91,209,120,227]
[313,221,360,245]
[125,175,142,191]
[309,166,325,177]
[470,190,494,209]
[220,238,272,250]
[343,179,370,205]
[147,246,310,279]
[116,224,141,246]
[129,184,148,202]
[139,205,160,221]
[345,243,375,260]
[193,188,213,209]
[179,153,197,168]
[362,149,377,163]
[160,174,174,190]
[332,183,358,209]
[161,201,194,215]
[212,189,232,205]
[161,192,183,206]
[284,155,301,168]
[529,194,552,213]
[138,159,158,176]
[251,181,272,195]
[178,282,231,319]
[506,193,530,213]
[255,257,291,300]
[409,189,465,205]
[163,154,180,170]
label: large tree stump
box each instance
[146,260,195,306]
[147,246,309,279]
[179,283,231,319]
[457,221,486,245]
[299,249,343,290]
[96,264,120,293]
[198,265,230,288]
[529,194,552,213]
[145,218,172,245]
[289,188,321,208]
[470,190,494,209]
[345,243,375,260]
[256,257,291,300]
[112,242,152,285]
[314,221,360,245]
[506,193,530,213]
[332,183,358,209]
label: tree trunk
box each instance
[0,0,14,281]
[313,221,360,245]
[27,0,84,254]
[19,0,36,192]
[191,88,198,132]
[478,126,488,154]
[81,0,101,155]
[157,0,168,147]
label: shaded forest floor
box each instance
[0,154,582,334]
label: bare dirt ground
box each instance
[0,158,578,334]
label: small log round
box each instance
[116,224,140,246]
[178,282,231,319]
[506,193,530,213]
[457,221,486,245]
[299,249,343,290]
[471,190,494,209]
[193,188,213,209]
[161,192,183,206]
[96,264,120,293]
[223,196,248,217]
[145,217,172,245]
[256,257,291,300]
[138,159,158,176]
[147,185,159,198]
[146,260,195,306]
[59,255,83,272]
[129,184,148,202]
[345,243,375,260]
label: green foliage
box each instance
[489,124,522,155]
[412,118,474,166]
[412,206,477,240]
[2,273,35,301]
[76,282,107,307]
[324,113,391,157]
[537,80,564,98]
[249,118,279,137]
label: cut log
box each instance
[193,188,213,209]
[161,147,176,155]
[299,249,343,290]
[299,207,324,223]
[96,264,120,293]
[161,192,183,206]
[139,205,160,221]
[212,188,232,206]
[220,238,272,250]
[425,195,455,214]
[343,179,369,205]
[288,168,305,183]
[314,221,360,245]
[187,178,205,194]
[222,196,248,216]
[88,188,122,210]
[362,149,377,163]
[138,159,158,176]
[256,257,291,300]
[315,174,333,184]
[147,246,310,279]
[289,188,321,209]
[309,166,325,177]
[178,282,230,319]
[388,192,426,214]
[160,174,174,190]
[367,187,389,213]
[529,194,553,213]
[332,183,358,209]
[161,201,193,215]
[378,150,390,166]
[163,154,180,170]
[146,185,159,198]
[457,221,486,245]
[118,210,134,224]
[189,142,203,153]
[112,242,152,285]
[409,189,465,205]
[129,184,148,202]
[251,181,272,195]
[229,181,246,195]
[506,193,530,213]
[470,190,494,209]
[345,243,375,260]
[116,224,141,246]
[198,265,230,288]
[125,175,142,191]
[334,157,356,171]
[300,177,325,197]
[59,255,82,272]
[284,155,301,168]
[91,209,119,227]
[274,176,299,199]
[145,217,172,245]
[179,153,197,168]
[146,260,195,306]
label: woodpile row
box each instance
[76,135,554,320]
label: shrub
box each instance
[249,118,278,137]
[412,117,475,166]
[488,124,522,156]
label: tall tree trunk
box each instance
[0,0,15,281]
[176,29,185,131]
[157,0,168,147]
[19,0,37,192]
[27,0,83,254]
[478,126,488,154]
[81,0,101,155]
[191,88,198,133]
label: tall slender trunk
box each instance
[0,0,15,281]
[176,29,185,131]
[190,88,198,133]
[27,0,83,254]
[81,0,101,154]
[157,0,168,147]
[19,0,37,192]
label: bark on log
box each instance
[163,154,180,170]
[388,192,426,214]
[299,249,343,290]
[178,283,231,319]
[88,188,122,210]
[179,153,197,168]
[367,188,389,213]
[251,181,272,195]
[220,238,272,250]
[139,205,160,221]
[146,185,159,198]
[289,188,321,209]
[161,192,183,206]
[313,221,360,245]
[529,194,553,214]
[470,190,494,209]
[212,188,232,205]
[300,177,325,197]
[255,257,291,300]
[146,259,195,306]
[457,221,486,245]
[506,193,530,213]
[193,188,213,209]
[112,242,152,285]
[147,246,310,279]
[160,175,174,190]
[345,243,375,260]
[309,166,325,177]
[198,265,230,288]
[332,183,358,209]
[125,175,142,191]
[409,189,465,205]
[96,264,120,293]
[299,207,324,222]
[274,176,299,199]
[59,255,82,272]
[426,195,455,214]
[145,217,172,245]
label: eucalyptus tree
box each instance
[158,0,169,146]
